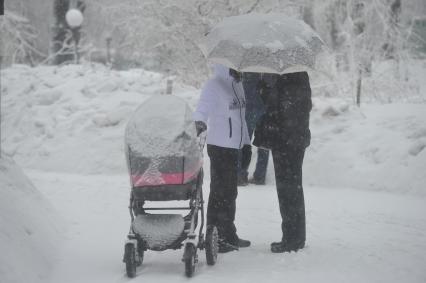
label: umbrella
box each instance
[199,13,328,74]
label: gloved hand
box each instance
[195,121,207,136]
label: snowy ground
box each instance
[26,170,426,283]
[1,64,426,282]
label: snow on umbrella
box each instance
[199,13,328,74]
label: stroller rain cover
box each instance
[125,95,202,187]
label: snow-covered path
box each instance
[28,170,426,283]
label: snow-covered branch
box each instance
[1,11,47,66]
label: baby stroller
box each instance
[123,95,218,278]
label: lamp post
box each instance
[53,0,85,64]
[105,34,112,66]
[65,8,84,63]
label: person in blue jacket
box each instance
[193,64,251,253]
[238,72,270,186]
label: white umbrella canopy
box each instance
[199,13,329,75]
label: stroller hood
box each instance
[125,95,202,187]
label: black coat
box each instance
[253,72,312,150]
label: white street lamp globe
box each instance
[66,9,84,28]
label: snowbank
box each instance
[0,154,62,283]
[306,99,426,195]
[1,64,198,174]
[1,64,425,195]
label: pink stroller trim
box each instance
[131,164,201,187]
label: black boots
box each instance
[270,240,305,253]
[237,238,251,248]
[218,237,251,253]
[218,240,239,253]
[248,177,265,185]
[219,238,303,253]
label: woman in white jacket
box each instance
[193,64,251,253]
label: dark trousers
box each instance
[238,113,269,182]
[271,146,306,245]
[252,147,269,182]
[207,144,239,244]
[239,144,252,179]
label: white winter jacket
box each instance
[193,65,250,149]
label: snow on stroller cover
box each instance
[125,95,202,200]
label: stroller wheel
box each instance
[124,243,137,278]
[183,243,196,277]
[205,225,219,266]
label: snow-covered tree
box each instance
[0,11,44,67]
[3,0,423,101]
[2,0,53,65]
[83,0,302,85]
[312,0,424,104]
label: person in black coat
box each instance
[253,71,312,253]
